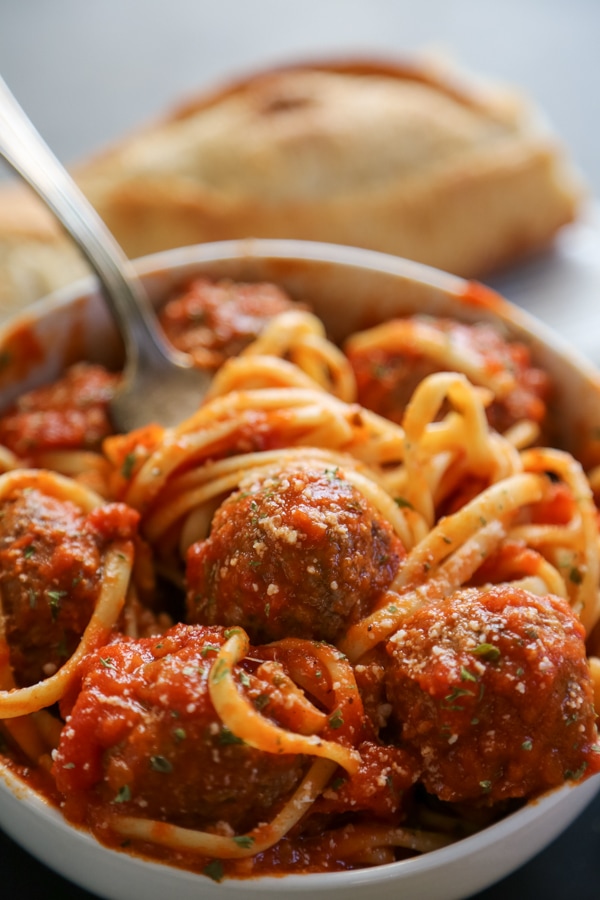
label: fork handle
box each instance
[0,74,186,372]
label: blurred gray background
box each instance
[1,0,599,194]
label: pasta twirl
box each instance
[0,275,599,881]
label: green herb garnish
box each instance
[114,785,131,803]
[47,589,67,621]
[460,667,478,682]
[203,860,224,882]
[121,452,136,479]
[219,727,244,746]
[232,836,255,849]
[329,709,344,730]
[471,643,501,663]
[254,693,270,710]
[150,755,173,773]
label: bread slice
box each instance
[0,185,90,319]
[0,56,583,318]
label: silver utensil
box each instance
[0,75,210,431]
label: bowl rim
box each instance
[1,237,600,898]
[1,758,598,894]
[9,234,600,380]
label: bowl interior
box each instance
[1,238,599,900]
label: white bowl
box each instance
[1,239,599,900]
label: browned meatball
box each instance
[346,318,550,433]
[159,277,301,370]
[0,362,118,457]
[385,585,600,805]
[0,486,139,686]
[186,464,405,644]
[53,624,306,832]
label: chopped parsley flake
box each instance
[219,727,244,745]
[232,835,255,849]
[460,667,478,682]
[254,693,270,710]
[121,452,137,479]
[565,763,587,781]
[442,686,473,710]
[224,628,242,639]
[329,709,344,729]
[471,643,501,663]
[211,659,229,683]
[203,860,224,882]
[114,785,131,803]
[150,755,173,773]
[47,589,67,621]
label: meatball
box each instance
[53,624,306,832]
[0,486,139,686]
[0,362,118,458]
[159,277,300,370]
[385,585,600,805]
[315,739,419,822]
[186,463,405,643]
[346,318,550,433]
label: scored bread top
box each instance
[0,56,584,318]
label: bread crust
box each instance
[0,186,90,319]
[73,56,585,275]
[0,56,583,316]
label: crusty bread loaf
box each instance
[0,56,584,319]
[0,185,91,319]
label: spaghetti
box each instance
[0,275,599,881]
